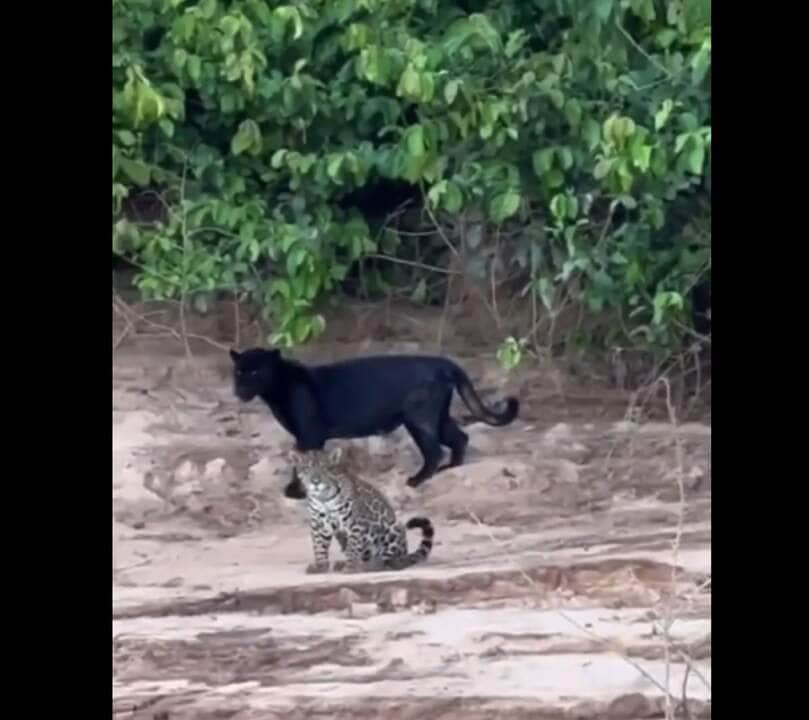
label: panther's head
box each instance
[229,347,281,401]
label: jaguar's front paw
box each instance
[305,561,330,574]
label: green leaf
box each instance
[274,6,304,40]
[648,206,665,230]
[686,138,706,175]
[532,148,554,177]
[399,152,425,182]
[443,182,463,213]
[505,29,527,58]
[550,194,567,223]
[656,29,678,49]
[199,0,217,20]
[116,130,136,146]
[310,314,326,337]
[405,125,425,158]
[327,154,344,180]
[358,47,387,85]
[691,40,711,86]
[231,119,262,156]
[655,99,674,130]
[427,180,446,208]
[630,138,652,172]
[173,48,188,69]
[419,73,435,102]
[444,79,460,105]
[613,194,637,211]
[617,117,636,141]
[617,160,634,193]
[344,22,370,51]
[188,56,202,83]
[291,316,312,344]
[630,0,657,22]
[271,149,287,168]
[652,291,683,325]
[564,99,582,128]
[548,89,565,110]
[593,0,614,22]
[545,168,565,188]
[557,147,574,171]
[496,337,524,371]
[158,119,174,138]
[490,190,521,223]
[134,84,165,127]
[280,232,299,253]
[286,245,307,274]
[582,118,600,151]
[567,195,579,219]
[118,157,151,186]
[537,277,554,311]
[397,65,421,100]
[680,112,699,131]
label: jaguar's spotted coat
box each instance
[291,448,434,573]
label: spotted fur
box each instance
[291,448,434,574]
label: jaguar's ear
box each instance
[288,450,303,466]
[229,348,241,363]
[327,446,344,466]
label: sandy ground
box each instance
[113,336,710,719]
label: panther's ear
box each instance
[288,449,303,466]
[229,348,241,363]
[327,446,344,466]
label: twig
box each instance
[113,299,136,350]
[112,293,230,352]
[178,160,193,360]
[423,204,503,327]
[233,292,241,349]
[615,18,676,82]
[677,663,693,720]
[465,508,686,703]
[490,227,502,330]
[365,254,459,276]
[422,193,462,263]
[436,272,454,349]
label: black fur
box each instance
[406,517,434,552]
[229,347,519,497]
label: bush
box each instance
[113,0,710,352]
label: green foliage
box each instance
[113,0,710,351]
[496,336,527,372]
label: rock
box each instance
[544,422,573,442]
[365,435,389,457]
[248,456,275,485]
[412,599,437,615]
[173,460,198,484]
[349,602,380,619]
[606,693,658,718]
[204,458,228,480]
[389,587,409,610]
[337,587,361,607]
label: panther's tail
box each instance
[452,366,519,426]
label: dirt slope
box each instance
[113,343,710,719]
